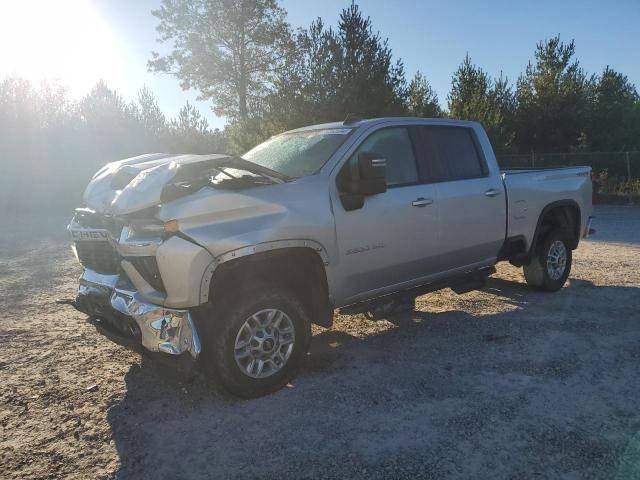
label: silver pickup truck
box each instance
[67,118,592,397]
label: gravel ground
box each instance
[1,205,639,480]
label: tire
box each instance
[523,227,572,292]
[205,286,311,398]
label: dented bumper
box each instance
[74,269,201,360]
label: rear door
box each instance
[411,125,505,272]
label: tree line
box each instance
[2,1,639,212]
[151,1,639,153]
[0,78,225,211]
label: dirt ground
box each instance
[1,205,639,480]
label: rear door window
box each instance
[412,126,486,182]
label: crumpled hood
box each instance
[83,153,232,215]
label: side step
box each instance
[363,296,416,321]
[340,267,495,318]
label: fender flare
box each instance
[199,239,331,304]
[527,199,581,259]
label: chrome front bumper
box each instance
[75,269,201,360]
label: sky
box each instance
[0,0,638,130]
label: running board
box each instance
[339,267,495,317]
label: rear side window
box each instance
[413,126,486,182]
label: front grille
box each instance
[75,241,120,274]
[127,256,165,293]
[75,210,123,237]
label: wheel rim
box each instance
[546,240,567,280]
[234,308,295,379]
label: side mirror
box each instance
[337,152,387,211]
[356,152,387,195]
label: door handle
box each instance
[484,188,501,197]
[412,197,434,207]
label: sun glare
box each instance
[0,0,124,96]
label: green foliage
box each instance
[224,116,272,153]
[448,55,515,151]
[261,17,342,130]
[149,0,291,120]
[514,35,596,152]
[145,1,639,156]
[168,100,226,153]
[406,71,442,118]
[447,35,639,154]
[222,3,410,152]
[135,85,168,139]
[79,81,141,159]
[265,6,406,123]
[448,54,492,120]
[587,67,639,151]
[333,4,407,119]
[0,77,226,212]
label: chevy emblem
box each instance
[70,230,109,241]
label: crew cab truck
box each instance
[67,118,592,397]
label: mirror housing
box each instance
[356,152,387,195]
[337,152,387,211]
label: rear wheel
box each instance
[205,286,311,398]
[523,227,572,292]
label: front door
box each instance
[331,126,440,304]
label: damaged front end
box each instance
[75,269,200,357]
[83,152,288,216]
[65,152,288,365]
[66,209,202,364]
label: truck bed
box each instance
[502,166,592,251]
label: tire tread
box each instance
[205,285,311,398]
[523,227,572,292]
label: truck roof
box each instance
[285,117,481,133]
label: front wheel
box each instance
[523,228,572,292]
[205,287,311,398]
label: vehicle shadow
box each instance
[105,276,640,479]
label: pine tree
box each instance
[168,101,227,153]
[514,35,595,152]
[448,54,492,121]
[448,55,515,151]
[136,86,167,139]
[588,67,639,150]
[266,3,407,130]
[335,3,407,119]
[79,81,140,158]
[149,0,291,121]
[406,71,442,118]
